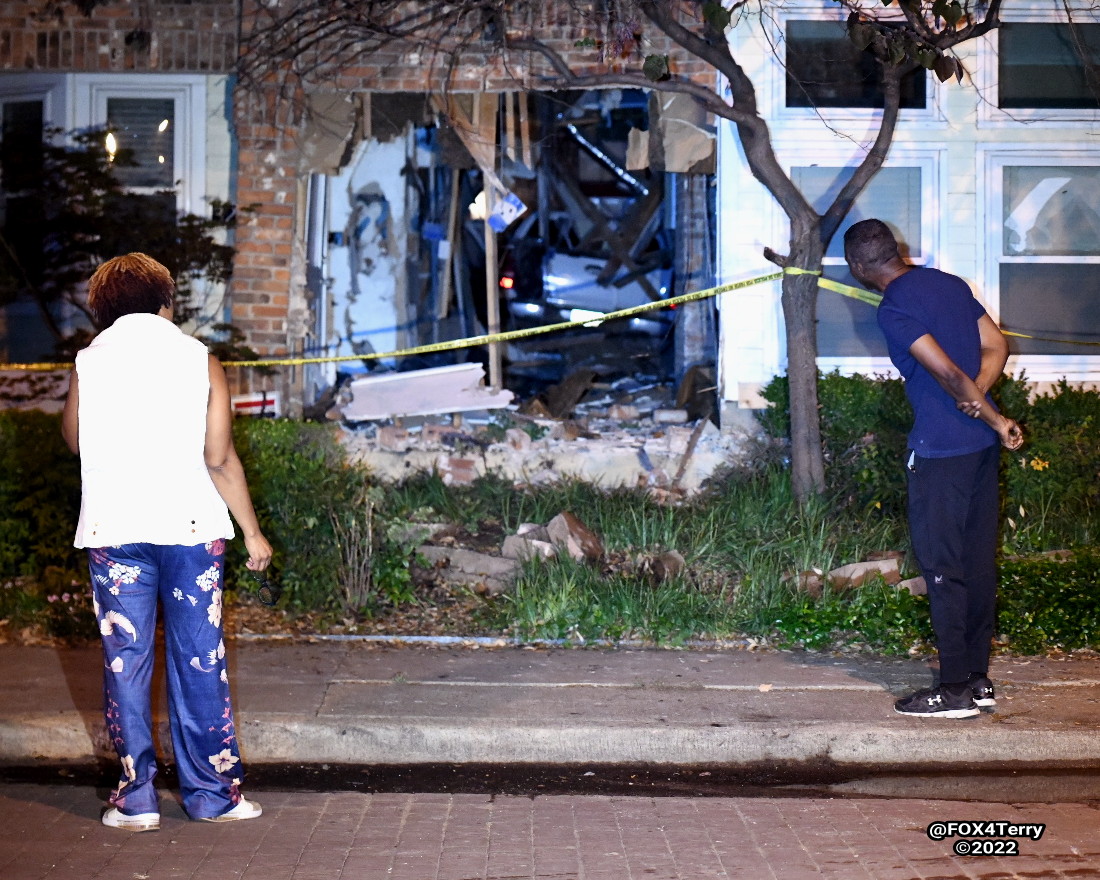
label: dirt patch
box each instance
[225,576,502,641]
[0,571,503,648]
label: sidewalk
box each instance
[5,639,1100,772]
[4,783,1098,880]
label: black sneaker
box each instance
[967,673,996,708]
[894,686,979,719]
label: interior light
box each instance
[568,308,605,327]
[158,155,165,164]
[468,190,487,221]
[158,119,170,133]
[104,132,117,161]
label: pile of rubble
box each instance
[412,510,687,598]
[0,370,68,413]
[410,511,918,601]
[337,368,759,499]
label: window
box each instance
[792,163,927,357]
[0,95,51,362]
[997,163,1100,354]
[105,97,176,189]
[785,20,927,109]
[2,100,44,193]
[76,75,208,215]
[0,74,216,360]
[999,22,1100,109]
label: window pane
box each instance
[2,100,44,192]
[999,22,1100,109]
[793,165,922,259]
[817,266,888,356]
[786,20,926,109]
[1003,166,1100,256]
[0,194,45,284]
[793,164,921,357]
[106,97,175,188]
[1001,264,1100,354]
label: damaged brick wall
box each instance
[2,1,715,406]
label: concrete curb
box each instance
[7,713,1100,770]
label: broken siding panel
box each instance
[340,363,514,421]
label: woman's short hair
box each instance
[87,253,175,328]
[843,219,900,269]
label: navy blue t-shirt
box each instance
[877,267,998,458]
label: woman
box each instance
[62,253,273,831]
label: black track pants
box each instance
[906,444,1000,685]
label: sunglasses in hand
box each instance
[248,571,282,607]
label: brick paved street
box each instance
[3,783,1099,879]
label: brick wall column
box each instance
[228,83,310,411]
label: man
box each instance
[843,219,1024,719]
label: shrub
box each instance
[231,418,418,614]
[750,579,934,655]
[758,370,910,516]
[0,410,83,579]
[996,550,1100,655]
[994,377,1100,554]
[230,418,360,609]
[0,566,95,645]
[760,371,1100,552]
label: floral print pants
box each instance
[87,540,245,820]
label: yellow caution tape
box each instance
[816,276,884,307]
[2,267,1096,371]
[0,361,75,372]
[223,271,789,368]
[814,276,1100,345]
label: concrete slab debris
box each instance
[341,390,757,496]
[501,533,557,561]
[416,545,518,596]
[340,362,514,421]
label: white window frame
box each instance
[769,5,943,127]
[979,146,1100,381]
[0,74,67,127]
[975,6,1100,128]
[72,74,207,215]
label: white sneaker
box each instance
[102,807,160,832]
[200,798,263,822]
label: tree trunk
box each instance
[782,231,826,503]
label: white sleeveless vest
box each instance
[73,313,235,548]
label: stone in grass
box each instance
[827,557,902,590]
[546,512,604,563]
[797,569,825,599]
[641,550,686,584]
[898,576,927,596]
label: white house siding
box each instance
[716,1,1100,421]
